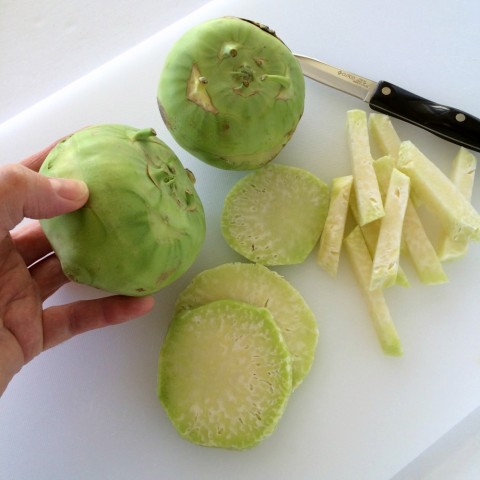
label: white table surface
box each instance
[0,0,209,123]
[1,1,480,479]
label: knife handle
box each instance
[369,81,480,153]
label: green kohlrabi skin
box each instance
[39,124,206,296]
[157,17,305,170]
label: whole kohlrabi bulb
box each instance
[157,17,305,170]
[39,124,206,296]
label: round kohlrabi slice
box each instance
[221,164,330,265]
[158,299,292,450]
[175,262,318,389]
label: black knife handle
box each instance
[369,81,480,153]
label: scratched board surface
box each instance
[1,1,480,479]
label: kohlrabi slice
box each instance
[174,262,318,389]
[221,164,330,265]
[158,299,292,450]
[157,17,305,170]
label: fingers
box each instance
[29,254,69,301]
[41,295,155,351]
[0,328,25,397]
[0,164,88,234]
[11,221,52,266]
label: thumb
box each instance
[0,164,89,234]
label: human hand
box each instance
[0,139,155,396]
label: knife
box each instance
[294,53,480,153]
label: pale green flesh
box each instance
[158,299,292,450]
[347,109,385,225]
[317,175,353,277]
[344,227,403,356]
[368,119,446,284]
[437,147,477,261]
[175,262,318,389]
[397,140,480,241]
[369,168,410,291]
[403,201,448,284]
[221,164,330,265]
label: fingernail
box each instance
[49,178,89,201]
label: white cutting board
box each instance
[1,1,480,479]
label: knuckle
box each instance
[0,164,28,194]
[0,165,32,230]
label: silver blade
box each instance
[294,54,378,102]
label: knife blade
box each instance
[294,54,480,153]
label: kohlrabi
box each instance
[158,299,292,450]
[157,17,305,170]
[221,164,330,265]
[39,124,206,296]
[174,262,318,389]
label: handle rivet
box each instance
[455,113,466,123]
[381,86,392,96]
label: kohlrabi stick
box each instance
[437,147,477,261]
[350,184,409,287]
[349,187,383,261]
[369,169,410,291]
[402,201,448,284]
[347,110,385,226]
[369,112,424,207]
[371,156,410,287]
[373,155,396,193]
[397,141,480,242]
[368,113,401,160]
[368,115,447,282]
[344,226,403,356]
[317,175,353,277]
